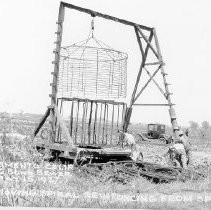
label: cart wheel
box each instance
[74,150,92,167]
[159,136,166,142]
[136,134,146,141]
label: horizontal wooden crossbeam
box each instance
[58,97,126,106]
[61,2,152,31]
[145,61,163,66]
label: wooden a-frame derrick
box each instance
[34,2,179,149]
[123,26,179,136]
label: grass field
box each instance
[0,116,211,209]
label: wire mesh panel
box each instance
[57,45,128,99]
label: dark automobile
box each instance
[147,124,165,139]
[147,123,173,144]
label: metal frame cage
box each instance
[57,97,127,146]
[57,45,128,99]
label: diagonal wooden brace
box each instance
[34,107,52,138]
[133,65,162,103]
[136,26,159,59]
[53,105,75,149]
[143,67,167,99]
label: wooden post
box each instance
[51,4,65,105]
[50,3,65,143]
[123,28,154,132]
[153,28,179,136]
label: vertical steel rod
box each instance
[93,102,98,145]
[57,99,63,142]
[74,99,80,144]
[102,103,107,145]
[105,103,109,145]
[88,101,93,145]
[83,100,88,144]
[81,102,86,145]
[69,101,74,137]
[117,104,120,130]
[110,103,114,145]
[96,50,98,95]
[97,103,103,145]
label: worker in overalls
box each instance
[167,142,187,168]
[167,130,192,168]
[118,130,143,161]
[176,130,192,166]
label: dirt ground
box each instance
[1,131,211,209]
[138,142,211,168]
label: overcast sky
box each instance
[0,0,210,126]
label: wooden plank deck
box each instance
[34,141,131,157]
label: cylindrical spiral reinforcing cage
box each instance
[57,45,128,99]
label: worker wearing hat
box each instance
[167,142,187,168]
[118,130,136,146]
[118,130,143,161]
[176,130,192,166]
